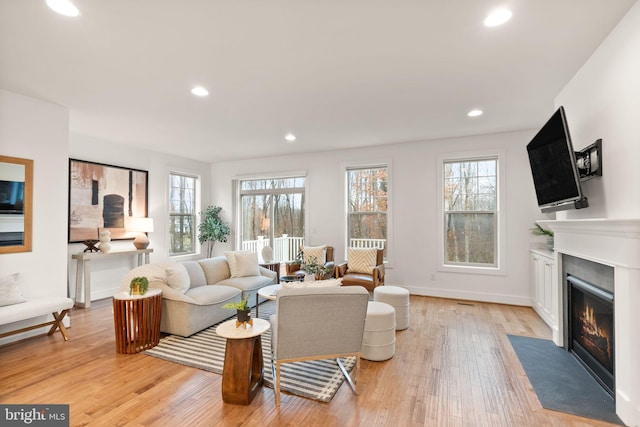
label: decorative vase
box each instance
[99,230,112,253]
[546,236,554,251]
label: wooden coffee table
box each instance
[216,318,270,405]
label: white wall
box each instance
[556,1,640,220]
[68,134,212,301]
[212,129,542,306]
[0,89,69,343]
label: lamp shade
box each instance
[125,217,154,233]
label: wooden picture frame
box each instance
[68,159,148,243]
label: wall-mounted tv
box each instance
[526,106,589,213]
[0,180,25,214]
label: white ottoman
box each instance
[361,301,395,361]
[374,286,410,330]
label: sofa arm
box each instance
[259,266,278,281]
[336,262,348,277]
[285,262,301,275]
[373,264,385,287]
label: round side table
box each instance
[113,288,162,354]
[216,318,270,405]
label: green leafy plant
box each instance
[222,299,249,311]
[301,255,332,279]
[198,206,231,258]
[129,276,149,295]
[530,223,554,237]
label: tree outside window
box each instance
[347,166,388,255]
[443,158,497,266]
[169,173,197,256]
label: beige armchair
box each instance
[285,245,335,279]
[269,286,369,406]
[336,248,385,292]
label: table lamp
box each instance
[126,217,154,249]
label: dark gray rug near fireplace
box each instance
[508,335,623,425]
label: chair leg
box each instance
[336,357,358,394]
[275,361,281,407]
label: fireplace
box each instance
[567,274,614,395]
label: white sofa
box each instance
[122,255,277,337]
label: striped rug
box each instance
[144,300,356,403]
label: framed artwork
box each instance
[68,159,148,243]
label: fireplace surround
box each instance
[541,219,640,427]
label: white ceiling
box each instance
[0,1,636,163]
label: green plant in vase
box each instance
[530,223,554,250]
[301,255,333,280]
[129,276,149,295]
[223,299,252,327]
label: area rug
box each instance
[144,301,355,403]
[508,334,623,425]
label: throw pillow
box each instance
[234,252,261,277]
[225,251,260,278]
[0,273,26,307]
[303,245,327,265]
[164,262,191,294]
[347,248,378,274]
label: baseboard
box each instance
[403,285,532,307]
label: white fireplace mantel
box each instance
[539,218,640,427]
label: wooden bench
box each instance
[0,297,74,341]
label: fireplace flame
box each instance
[580,303,611,360]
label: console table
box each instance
[72,249,153,308]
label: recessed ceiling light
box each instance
[468,109,483,117]
[191,86,209,97]
[285,133,296,142]
[484,8,512,27]
[46,0,80,17]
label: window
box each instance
[346,166,388,255]
[238,176,305,262]
[443,157,497,267]
[169,173,198,256]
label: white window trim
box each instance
[167,168,202,259]
[436,149,506,276]
[342,159,393,269]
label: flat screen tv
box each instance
[526,106,588,213]
[0,180,25,214]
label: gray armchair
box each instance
[269,286,369,406]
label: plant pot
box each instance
[237,308,251,323]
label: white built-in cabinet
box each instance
[530,249,556,328]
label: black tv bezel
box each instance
[526,106,588,212]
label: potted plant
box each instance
[531,223,554,250]
[223,299,251,324]
[301,255,333,280]
[129,276,149,295]
[198,206,231,258]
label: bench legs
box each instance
[0,309,71,341]
[47,309,71,341]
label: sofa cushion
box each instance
[0,273,26,307]
[303,245,327,264]
[198,257,231,284]
[348,248,378,274]
[164,262,191,294]
[182,261,207,288]
[185,285,241,306]
[217,275,273,292]
[234,252,261,277]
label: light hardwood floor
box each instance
[0,295,621,427]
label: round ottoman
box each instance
[361,301,395,361]
[374,286,410,330]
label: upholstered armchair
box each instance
[285,245,335,279]
[336,248,385,292]
[269,286,369,406]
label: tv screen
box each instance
[0,180,25,214]
[526,106,587,212]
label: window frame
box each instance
[437,150,505,275]
[343,160,393,266]
[168,170,200,258]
